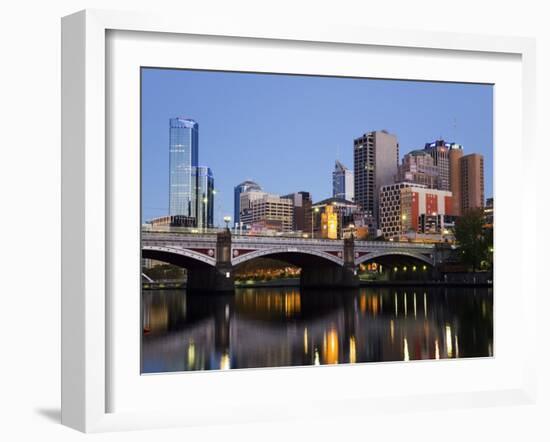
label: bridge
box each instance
[142,229,453,292]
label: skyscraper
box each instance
[234,180,262,226]
[169,118,199,217]
[448,143,464,216]
[194,166,214,229]
[460,153,485,213]
[353,130,399,230]
[332,160,354,202]
[398,150,440,189]
[423,139,456,191]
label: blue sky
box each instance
[141,68,493,225]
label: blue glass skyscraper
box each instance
[169,118,199,217]
[194,166,214,229]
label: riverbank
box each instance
[142,277,492,290]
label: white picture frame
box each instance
[61,9,537,433]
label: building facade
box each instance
[311,197,361,239]
[448,144,464,216]
[169,118,199,217]
[379,182,452,239]
[353,130,399,230]
[194,166,214,229]
[460,153,485,213]
[332,160,354,202]
[282,191,313,233]
[234,180,262,226]
[397,149,440,188]
[239,191,294,232]
[423,139,455,191]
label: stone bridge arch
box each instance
[142,245,216,268]
[355,250,434,267]
[232,247,344,268]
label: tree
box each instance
[453,208,492,271]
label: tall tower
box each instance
[353,130,399,230]
[448,143,464,216]
[424,139,451,190]
[460,153,485,213]
[332,160,354,201]
[169,118,199,217]
[194,166,214,229]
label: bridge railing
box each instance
[142,230,436,250]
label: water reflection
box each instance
[141,286,493,373]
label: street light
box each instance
[311,207,320,238]
[223,215,231,230]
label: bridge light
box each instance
[412,266,416,271]
[403,266,407,271]
[223,215,231,229]
[394,267,398,272]
[225,272,231,278]
[422,265,427,271]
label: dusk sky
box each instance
[141,68,493,225]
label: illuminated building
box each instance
[379,182,452,239]
[311,197,361,239]
[320,204,338,239]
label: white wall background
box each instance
[0,1,547,440]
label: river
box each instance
[141,285,493,373]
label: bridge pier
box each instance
[300,236,359,289]
[187,229,234,293]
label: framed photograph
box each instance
[61,9,537,432]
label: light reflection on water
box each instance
[141,286,493,373]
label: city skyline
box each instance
[142,68,493,225]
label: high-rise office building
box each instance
[448,144,464,216]
[169,118,199,217]
[234,180,262,226]
[239,191,294,232]
[354,130,399,230]
[398,150,440,189]
[194,166,214,229]
[423,139,463,192]
[282,191,312,233]
[332,160,354,202]
[460,153,485,213]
